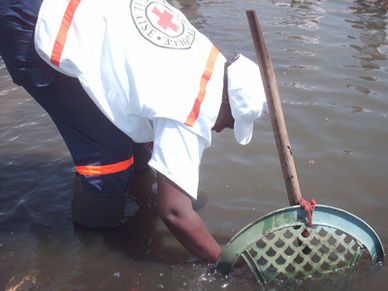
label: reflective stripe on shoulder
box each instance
[75,156,134,176]
[50,0,82,67]
[185,45,220,127]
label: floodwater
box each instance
[1,0,387,290]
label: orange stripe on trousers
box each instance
[75,156,134,176]
[185,46,219,127]
[50,0,82,66]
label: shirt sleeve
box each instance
[148,118,206,199]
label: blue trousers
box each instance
[0,0,135,194]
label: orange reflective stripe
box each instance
[50,0,82,67]
[185,46,219,127]
[75,156,134,176]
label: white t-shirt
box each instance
[34,0,225,198]
[150,118,206,199]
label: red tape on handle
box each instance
[300,198,316,227]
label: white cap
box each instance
[227,54,267,145]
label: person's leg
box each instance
[23,75,139,227]
[24,74,135,192]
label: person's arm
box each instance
[156,172,222,263]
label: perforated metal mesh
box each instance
[241,224,365,287]
[216,205,384,289]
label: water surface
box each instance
[1,0,387,290]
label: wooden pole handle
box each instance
[246,10,302,206]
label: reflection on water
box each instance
[1,0,388,290]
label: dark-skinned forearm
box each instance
[156,173,222,263]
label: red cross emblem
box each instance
[152,7,179,32]
[130,0,195,49]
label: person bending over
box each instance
[0,0,267,263]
